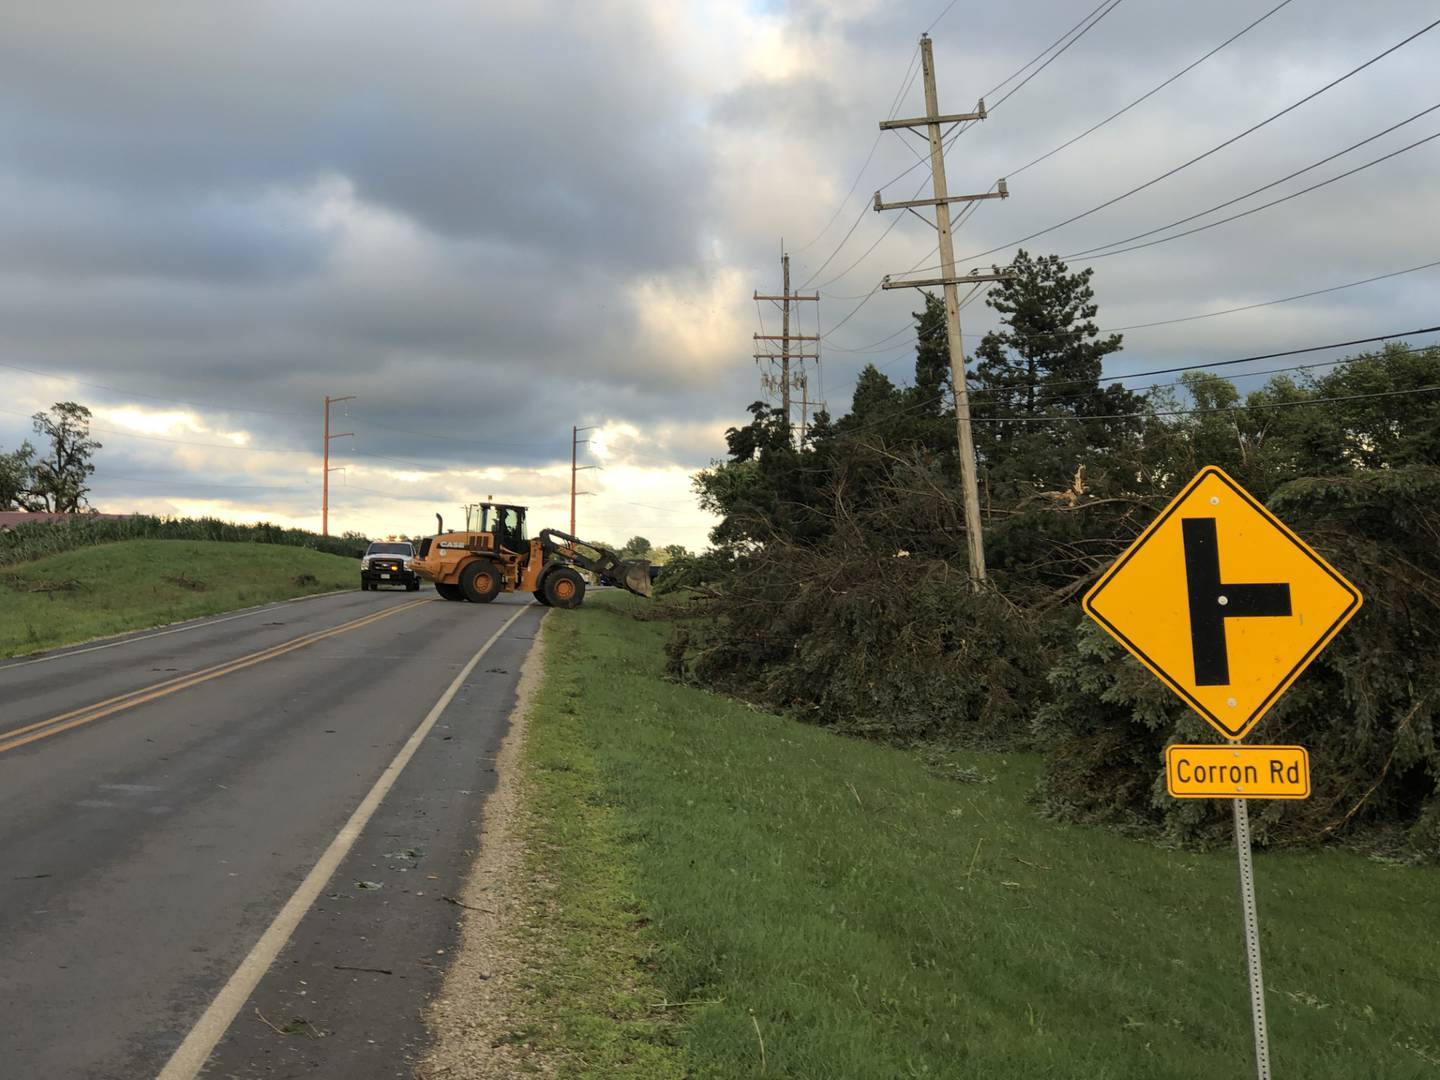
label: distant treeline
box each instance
[0,515,369,567]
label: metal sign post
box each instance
[1232,797,1271,1079]
[1081,466,1366,1080]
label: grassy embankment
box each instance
[503,593,1439,1079]
[0,539,359,656]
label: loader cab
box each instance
[465,502,528,554]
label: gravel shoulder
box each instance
[419,610,556,1080]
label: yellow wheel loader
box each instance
[408,501,652,609]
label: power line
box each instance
[817,326,1440,438]
[960,327,1440,400]
[821,280,885,338]
[811,199,911,291]
[1008,0,1297,179]
[940,0,1127,152]
[819,255,1440,371]
[935,344,1431,412]
[979,354,1354,402]
[958,17,1440,263]
[0,361,305,418]
[349,416,562,449]
[791,42,922,259]
[1076,128,1440,260]
[1112,257,1440,331]
[98,473,314,492]
[1068,103,1440,256]
[0,406,313,455]
[813,341,1439,450]
[1071,103,1440,257]
[873,2,1124,198]
[348,449,453,472]
[873,106,967,193]
[797,196,884,289]
[824,323,918,354]
[890,44,925,117]
[986,0,1125,114]
[971,379,1440,424]
[979,0,1117,100]
[841,315,1440,406]
[924,0,963,35]
[0,359,563,454]
[817,216,962,343]
[810,178,988,296]
[1074,326,1440,383]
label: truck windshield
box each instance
[368,543,411,555]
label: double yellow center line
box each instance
[0,598,432,756]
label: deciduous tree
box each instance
[29,402,101,512]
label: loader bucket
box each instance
[619,560,654,598]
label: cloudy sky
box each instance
[1,0,1435,550]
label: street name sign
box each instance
[1083,466,1362,741]
[1165,745,1310,800]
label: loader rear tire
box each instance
[460,559,504,604]
[532,589,551,606]
[436,582,465,601]
[542,566,585,609]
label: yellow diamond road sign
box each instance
[1083,466,1362,741]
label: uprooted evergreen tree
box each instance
[680,252,1440,858]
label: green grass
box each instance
[516,594,1440,1078]
[500,624,689,1076]
[0,539,359,656]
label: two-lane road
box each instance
[0,588,543,1079]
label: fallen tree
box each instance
[672,253,1440,857]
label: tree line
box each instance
[668,251,1440,858]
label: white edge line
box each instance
[155,603,533,1080]
[0,589,357,671]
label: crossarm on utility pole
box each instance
[881,269,1012,290]
[874,181,1007,212]
[879,100,986,129]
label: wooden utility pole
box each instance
[797,368,814,443]
[875,33,1010,586]
[321,394,354,536]
[754,251,819,442]
[571,425,597,536]
[781,254,792,423]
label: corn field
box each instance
[0,515,369,567]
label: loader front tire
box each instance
[542,566,585,609]
[460,559,505,604]
[436,582,465,601]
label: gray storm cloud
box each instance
[0,0,1435,545]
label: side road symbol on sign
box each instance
[1182,518,1291,686]
[1083,467,1362,741]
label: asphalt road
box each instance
[0,588,544,1079]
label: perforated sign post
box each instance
[1083,466,1362,1079]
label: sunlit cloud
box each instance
[94,407,206,438]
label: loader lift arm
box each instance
[538,529,653,598]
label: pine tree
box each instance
[971,251,1140,501]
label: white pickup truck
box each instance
[359,540,421,591]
